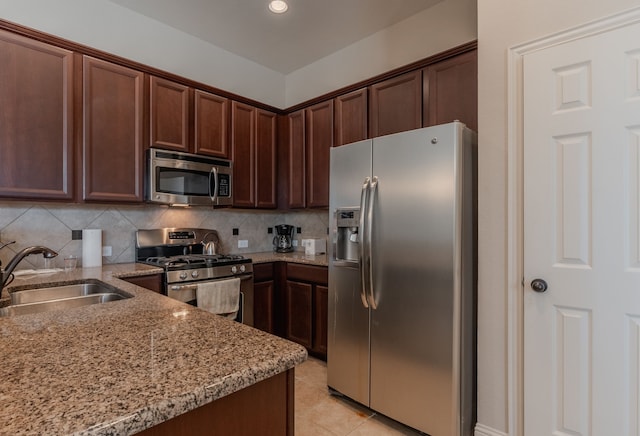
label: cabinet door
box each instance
[0,31,74,200]
[255,109,277,208]
[82,56,144,202]
[313,284,328,357]
[423,49,477,132]
[254,280,274,333]
[122,274,163,293]
[305,100,333,208]
[285,280,313,349]
[286,110,306,208]
[149,76,189,152]
[369,70,422,137]
[231,101,256,208]
[194,90,230,158]
[334,88,368,147]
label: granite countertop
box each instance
[0,264,307,436]
[247,251,328,266]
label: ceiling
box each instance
[108,0,443,74]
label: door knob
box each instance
[530,278,548,293]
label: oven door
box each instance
[166,273,253,324]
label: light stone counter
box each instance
[247,251,328,267]
[0,264,307,435]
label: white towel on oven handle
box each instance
[196,277,240,319]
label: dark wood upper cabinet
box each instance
[285,110,306,209]
[0,30,75,200]
[149,76,189,152]
[334,88,368,147]
[232,102,277,208]
[194,90,230,158]
[82,56,145,202]
[255,108,277,208]
[423,49,478,132]
[231,101,255,208]
[305,100,333,208]
[369,70,422,137]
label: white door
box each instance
[524,21,640,436]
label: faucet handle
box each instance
[0,241,16,250]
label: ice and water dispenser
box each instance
[334,208,360,263]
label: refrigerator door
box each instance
[327,139,372,405]
[369,124,462,435]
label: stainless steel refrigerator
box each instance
[327,122,476,436]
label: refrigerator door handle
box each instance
[366,176,378,309]
[358,177,371,308]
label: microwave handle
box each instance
[209,167,219,203]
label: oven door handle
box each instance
[170,284,199,292]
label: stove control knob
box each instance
[179,272,188,280]
[239,265,246,273]
[231,265,238,274]
[191,271,199,279]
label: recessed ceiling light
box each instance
[269,0,288,14]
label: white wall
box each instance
[0,0,286,107]
[476,1,639,435]
[284,0,477,107]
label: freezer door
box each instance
[327,139,372,405]
[369,124,463,435]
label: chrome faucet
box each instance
[0,243,58,290]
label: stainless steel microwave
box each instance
[147,148,232,206]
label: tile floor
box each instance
[295,357,424,436]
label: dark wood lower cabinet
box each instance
[121,274,163,293]
[252,262,328,360]
[285,263,328,359]
[254,280,274,333]
[285,280,313,349]
[314,285,328,356]
[137,369,294,436]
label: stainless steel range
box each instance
[135,228,254,325]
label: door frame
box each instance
[504,7,640,436]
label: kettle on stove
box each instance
[273,224,295,253]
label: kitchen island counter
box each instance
[0,264,307,435]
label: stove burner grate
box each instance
[144,254,246,268]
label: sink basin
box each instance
[0,280,133,317]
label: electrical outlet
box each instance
[238,240,248,248]
[292,240,298,247]
[102,246,112,256]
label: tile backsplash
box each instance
[0,202,329,270]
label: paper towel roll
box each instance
[82,229,102,267]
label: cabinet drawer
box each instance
[253,262,274,282]
[286,263,328,285]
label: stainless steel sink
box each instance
[0,280,133,317]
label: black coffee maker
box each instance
[273,224,295,253]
